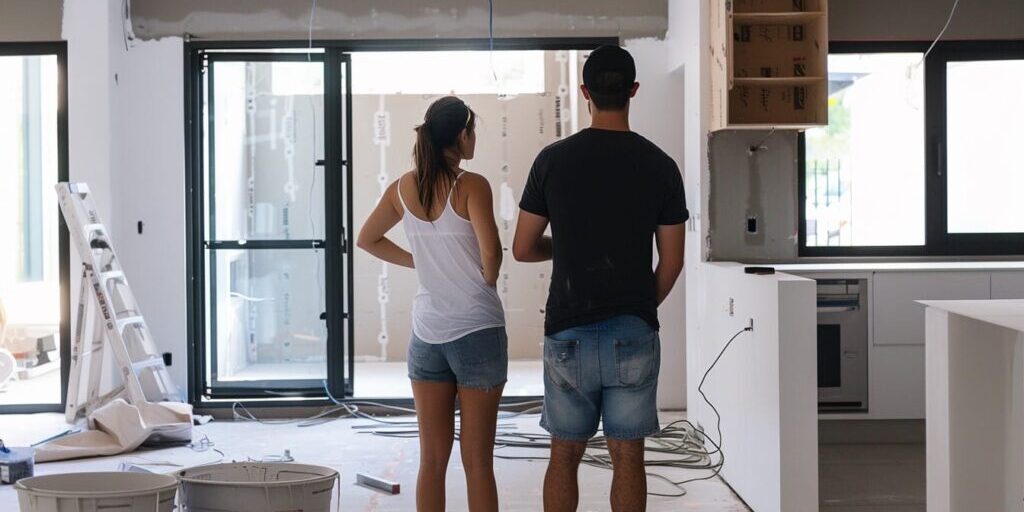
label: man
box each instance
[512,45,688,512]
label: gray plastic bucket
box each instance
[15,472,178,512]
[177,462,338,512]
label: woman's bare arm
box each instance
[464,173,502,286]
[356,180,415,268]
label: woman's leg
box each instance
[412,379,458,512]
[457,384,504,512]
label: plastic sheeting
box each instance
[34,400,192,463]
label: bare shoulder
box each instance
[459,171,492,194]
[387,171,416,209]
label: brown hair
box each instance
[413,96,476,216]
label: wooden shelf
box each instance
[732,76,826,86]
[709,0,829,131]
[732,12,825,24]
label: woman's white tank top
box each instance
[398,172,505,344]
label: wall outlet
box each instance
[728,298,735,317]
[747,318,754,331]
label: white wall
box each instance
[62,0,122,392]
[112,38,189,388]
[622,37,689,409]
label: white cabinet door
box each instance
[869,345,925,419]
[991,271,1024,299]
[872,272,990,346]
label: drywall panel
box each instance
[708,130,800,262]
[129,0,667,41]
[350,51,584,362]
[830,0,1024,42]
[0,0,63,42]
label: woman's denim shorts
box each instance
[407,326,508,390]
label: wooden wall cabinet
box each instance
[710,0,829,130]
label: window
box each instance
[0,43,69,412]
[945,59,1024,234]
[804,51,925,248]
[800,41,1024,256]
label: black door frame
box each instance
[184,37,616,407]
[191,51,344,400]
[0,42,70,414]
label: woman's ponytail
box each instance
[412,96,475,216]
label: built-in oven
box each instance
[816,278,868,412]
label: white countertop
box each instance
[918,299,1024,333]
[772,261,1024,272]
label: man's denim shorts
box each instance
[407,326,508,390]
[541,315,661,441]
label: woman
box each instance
[357,96,506,512]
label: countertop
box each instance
[771,261,1024,273]
[918,299,1024,332]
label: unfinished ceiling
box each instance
[0,0,63,42]
[128,0,668,41]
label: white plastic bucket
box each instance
[15,472,178,512]
[177,462,338,512]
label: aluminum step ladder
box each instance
[57,182,183,423]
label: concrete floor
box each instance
[0,411,748,511]
[0,411,927,511]
[819,443,925,511]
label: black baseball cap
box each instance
[582,45,636,93]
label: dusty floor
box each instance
[0,411,748,511]
[0,411,927,511]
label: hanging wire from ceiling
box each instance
[917,0,962,67]
[304,0,326,344]
[307,0,318,62]
[488,0,499,83]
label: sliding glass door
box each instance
[0,43,69,412]
[197,51,351,398]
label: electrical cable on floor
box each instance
[230,328,749,497]
[358,327,750,497]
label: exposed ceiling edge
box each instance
[129,0,668,42]
[0,0,63,42]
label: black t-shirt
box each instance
[519,128,690,336]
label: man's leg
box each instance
[544,438,588,512]
[540,329,600,512]
[600,316,662,512]
[607,438,647,511]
